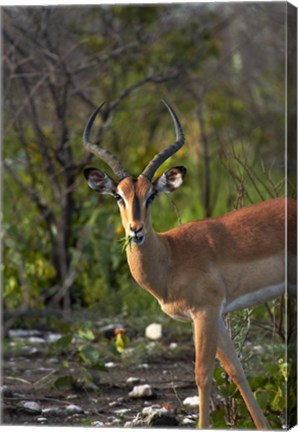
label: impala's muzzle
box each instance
[129,225,145,245]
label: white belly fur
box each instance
[224,283,285,313]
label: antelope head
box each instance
[83,99,186,246]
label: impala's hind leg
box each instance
[217,321,270,430]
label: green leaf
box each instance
[271,388,285,411]
[213,367,226,385]
[256,391,271,409]
[265,363,279,375]
[211,407,226,428]
[54,375,74,389]
[78,344,100,364]
[77,328,95,341]
[51,334,72,354]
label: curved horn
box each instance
[141,98,185,180]
[83,103,130,180]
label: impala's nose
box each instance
[130,224,143,233]
[129,224,145,245]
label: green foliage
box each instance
[210,298,291,429]
[49,324,107,391]
[212,358,289,429]
[119,235,133,254]
[3,4,288,314]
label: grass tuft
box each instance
[119,235,133,253]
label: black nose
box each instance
[130,224,143,234]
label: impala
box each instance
[83,99,296,429]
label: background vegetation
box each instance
[2,3,296,428]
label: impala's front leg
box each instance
[192,308,220,429]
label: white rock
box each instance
[128,384,153,398]
[145,323,162,340]
[46,333,63,342]
[142,405,162,416]
[65,404,84,414]
[124,413,143,427]
[182,416,197,425]
[37,417,48,423]
[146,409,178,426]
[183,395,200,408]
[22,401,41,413]
[66,394,77,400]
[9,329,42,338]
[42,407,64,416]
[114,408,131,414]
[126,376,141,385]
[137,363,149,370]
[105,362,117,368]
[28,337,46,344]
[111,418,122,425]
[92,421,104,427]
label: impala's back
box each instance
[158,197,296,317]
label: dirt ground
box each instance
[2,328,199,427]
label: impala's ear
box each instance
[153,166,186,193]
[84,167,117,195]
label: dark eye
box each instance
[146,193,157,207]
[115,194,125,206]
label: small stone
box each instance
[109,401,120,407]
[182,416,197,425]
[111,418,122,425]
[21,346,42,356]
[48,358,60,364]
[65,404,84,414]
[145,323,162,340]
[46,333,63,343]
[28,336,46,344]
[126,376,142,385]
[124,413,143,427]
[37,417,48,423]
[42,407,65,416]
[142,405,162,416]
[66,394,77,400]
[146,409,179,426]
[114,408,131,415]
[183,395,200,408]
[21,401,42,414]
[92,420,104,427]
[137,363,149,370]
[128,384,154,398]
[105,362,117,368]
[8,329,42,338]
[1,385,14,397]
[169,342,178,349]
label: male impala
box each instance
[83,99,296,429]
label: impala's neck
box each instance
[126,226,169,303]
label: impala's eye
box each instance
[115,194,125,206]
[146,193,157,207]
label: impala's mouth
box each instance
[132,234,145,245]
